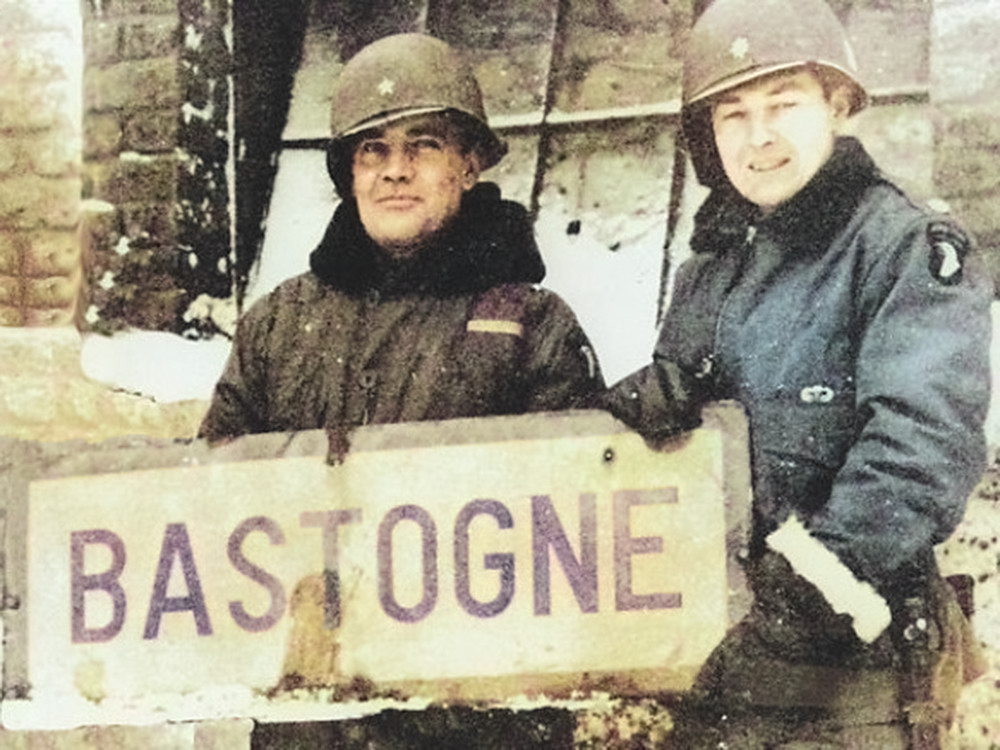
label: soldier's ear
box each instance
[828,84,853,124]
[461,152,482,191]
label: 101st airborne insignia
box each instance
[927,222,969,286]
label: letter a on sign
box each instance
[143,523,213,639]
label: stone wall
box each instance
[0,328,206,443]
[2,0,1000,747]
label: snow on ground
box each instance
[86,145,664,408]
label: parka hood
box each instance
[309,182,545,298]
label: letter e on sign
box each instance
[614,489,681,611]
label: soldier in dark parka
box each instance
[203,33,600,750]
[200,33,602,445]
[601,0,991,746]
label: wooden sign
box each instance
[2,406,750,730]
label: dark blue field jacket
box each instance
[605,137,992,602]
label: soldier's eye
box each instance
[410,137,444,151]
[354,140,390,165]
[718,108,746,121]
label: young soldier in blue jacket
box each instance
[601,0,991,745]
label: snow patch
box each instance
[81,331,230,403]
[184,293,238,336]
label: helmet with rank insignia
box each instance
[326,33,506,196]
[681,0,867,187]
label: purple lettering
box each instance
[614,489,681,611]
[300,509,362,629]
[71,529,127,643]
[377,505,438,623]
[532,494,597,615]
[143,523,212,639]
[454,500,515,618]
[228,516,287,632]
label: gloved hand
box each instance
[766,514,891,644]
[601,360,703,443]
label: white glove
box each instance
[766,514,891,644]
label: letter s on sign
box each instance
[228,516,287,633]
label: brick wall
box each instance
[0,0,83,327]
[80,0,234,336]
[0,0,210,448]
[2,1,1000,747]
[81,0,185,333]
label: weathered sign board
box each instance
[1,406,751,730]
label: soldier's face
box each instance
[711,69,850,213]
[352,114,480,257]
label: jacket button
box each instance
[359,370,378,390]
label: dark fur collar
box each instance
[309,182,545,298]
[691,137,883,257]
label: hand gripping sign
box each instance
[3,406,751,729]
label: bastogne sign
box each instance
[1,406,751,730]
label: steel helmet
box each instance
[681,0,867,186]
[326,33,506,196]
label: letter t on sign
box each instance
[614,489,681,611]
[300,509,362,629]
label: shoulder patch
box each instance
[927,222,969,286]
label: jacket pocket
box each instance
[751,399,858,517]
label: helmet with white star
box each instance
[681,0,867,186]
[326,33,506,195]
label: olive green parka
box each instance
[199,184,603,441]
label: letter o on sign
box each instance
[377,505,438,623]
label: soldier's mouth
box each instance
[749,159,790,173]
[378,196,422,208]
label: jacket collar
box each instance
[691,137,882,257]
[309,182,546,298]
